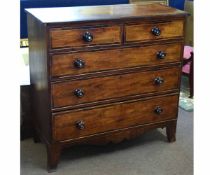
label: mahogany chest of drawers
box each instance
[26,4,187,172]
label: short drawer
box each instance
[53,94,179,141]
[51,67,180,108]
[50,25,121,49]
[51,43,182,78]
[125,20,184,42]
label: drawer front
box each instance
[51,43,182,78]
[125,20,184,42]
[50,25,121,49]
[52,67,180,108]
[53,95,179,141]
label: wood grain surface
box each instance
[53,94,179,141]
[25,3,187,24]
[52,67,180,108]
[50,25,121,49]
[51,42,182,78]
[125,20,184,42]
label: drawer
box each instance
[52,67,180,108]
[50,25,121,49]
[53,94,179,141]
[51,43,182,78]
[125,20,184,42]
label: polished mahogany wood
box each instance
[27,14,51,142]
[50,25,121,49]
[53,94,179,141]
[47,119,177,170]
[51,43,182,78]
[67,120,177,145]
[26,3,187,172]
[52,67,180,108]
[46,143,62,172]
[166,121,177,142]
[25,3,186,24]
[125,20,184,42]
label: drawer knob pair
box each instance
[75,120,85,130]
[151,27,161,36]
[154,106,163,114]
[154,77,164,85]
[157,51,166,59]
[74,59,85,69]
[83,32,93,42]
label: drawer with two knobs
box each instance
[51,42,182,78]
[51,66,180,109]
[52,94,179,141]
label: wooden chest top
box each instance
[25,3,187,24]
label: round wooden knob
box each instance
[151,27,161,36]
[74,89,84,98]
[74,59,85,69]
[154,77,164,85]
[75,120,85,130]
[157,51,166,59]
[83,32,93,42]
[154,106,163,114]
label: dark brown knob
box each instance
[74,59,85,69]
[74,89,84,98]
[157,51,166,59]
[151,27,161,36]
[154,77,164,85]
[75,120,85,130]
[154,106,163,114]
[83,32,93,42]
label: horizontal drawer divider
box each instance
[51,90,179,113]
[50,24,112,30]
[124,37,184,45]
[48,39,184,55]
[50,62,181,82]
[46,14,187,28]
[48,38,184,54]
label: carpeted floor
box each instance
[21,108,193,175]
[179,76,194,112]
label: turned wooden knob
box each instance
[151,27,161,36]
[157,51,166,59]
[73,59,85,69]
[83,32,93,42]
[154,77,164,85]
[74,89,84,98]
[75,120,85,130]
[154,106,163,114]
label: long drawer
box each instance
[125,20,184,42]
[53,94,179,141]
[51,43,182,78]
[51,67,180,108]
[50,25,121,49]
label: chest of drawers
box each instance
[26,4,187,172]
